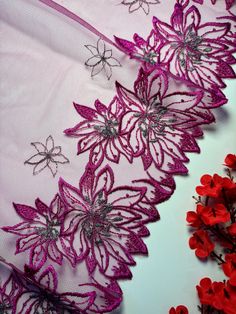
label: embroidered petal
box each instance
[38,265,58,291]
[33,158,49,175]
[51,153,69,164]
[29,244,47,269]
[13,203,39,220]
[31,142,46,153]
[46,135,54,152]
[16,234,41,253]
[24,153,45,165]
[85,55,101,67]
[84,44,99,56]
[48,160,58,177]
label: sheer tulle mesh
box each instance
[0,0,236,313]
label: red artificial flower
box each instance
[225,154,236,170]
[196,174,223,198]
[212,280,236,314]
[228,223,236,237]
[224,282,236,314]
[196,173,236,199]
[189,230,215,259]
[196,277,236,312]
[222,254,236,287]
[169,305,188,314]
[198,203,230,226]
[186,207,202,228]
[211,281,230,311]
[196,277,215,305]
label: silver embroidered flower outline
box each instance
[85,38,121,80]
[121,0,160,15]
[24,135,69,177]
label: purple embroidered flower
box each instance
[116,67,213,174]
[64,97,132,165]
[24,135,69,177]
[59,164,158,279]
[2,195,76,268]
[13,265,96,314]
[153,2,235,89]
[85,39,121,80]
[193,0,235,10]
[115,30,162,68]
[0,257,123,314]
[121,0,160,15]
[0,273,20,314]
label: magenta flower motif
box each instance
[0,273,20,314]
[193,0,235,10]
[59,164,158,279]
[115,30,162,68]
[13,265,96,314]
[116,67,216,174]
[2,195,76,268]
[64,97,132,165]
[0,258,123,314]
[153,2,235,89]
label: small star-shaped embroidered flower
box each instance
[85,38,121,80]
[121,0,160,15]
[24,135,69,177]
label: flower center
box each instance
[136,97,176,140]
[94,119,118,138]
[36,219,60,240]
[184,29,203,51]
[82,194,122,244]
[133,50,158,65]
[176,27,212,71]
[45,153,52,160]
[0,301,11,313]
[34,291,62,314]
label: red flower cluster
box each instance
[196,174,236,199]
[223,254,236,287]
[171,154,236,314]
[187,203,230,228]
[197,277,236,314]
[189,230,215,258]
[187,156,236,260]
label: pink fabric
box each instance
[0,0,235,313]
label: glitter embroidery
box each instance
[115,2,236,90]
[2,0,236,313]
[24,135,69,177]
[85,38,121,80]
[121,0,160,15]
[2,195,76,268]
[59,164,158,278]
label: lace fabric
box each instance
[0,0,235,313]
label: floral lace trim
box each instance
[1,0,236,313]
[115,1,236,91]
[0,259,122,314]
[65,67,226,177]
